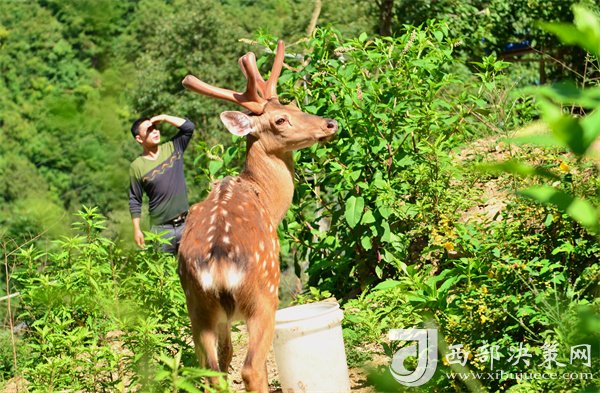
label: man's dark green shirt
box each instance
[128,119,195,225]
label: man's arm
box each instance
[151,114,196,153]
[132,217,145,249]
[149,114,187,128]
[129,166,145,248]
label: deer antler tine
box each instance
[238,54,249,79]
[182,42,287,114]
[182,75,236,102]
[240,53,266,102]
[265,40,285,99]
[182,75,265,114]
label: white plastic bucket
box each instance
[273,301,351,393]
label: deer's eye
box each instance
[275,117,286,126]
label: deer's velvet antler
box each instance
[182,40,285,114]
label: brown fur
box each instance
[178,44,338,392]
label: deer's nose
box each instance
[325,119,338,132]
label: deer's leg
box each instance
[190,320,219,369]
[242,304,276,393]
[217,321,233,373]
[187,299,221,382]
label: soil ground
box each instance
[228,324,378,393]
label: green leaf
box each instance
[373,279,401,291]
[208,160,223,175]
[406,294,427,303]
[544,213,554,227]
[538,99,587,155]
[439,275,464,295]
[361,209,376,224]
[378,206,392,219]
[344,196,364,228]
[528,82,600,107]
[381,221,392,242]
[177,381,203,393]
[580,109,600,152]
[507,133,563,148]
[478,160,559,181]
[348,169,362,181]
[361,235,372,250]
[373,176,387,189]
[519,186,599,234]
[541,5,600,59]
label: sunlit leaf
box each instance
[520,186,599,234]
[477,160,559,181]
[540,5,600,59]
[344,195,364,228]
[538,99,587,155]
[361,235,372,250]
[524,82,600,107]
[373,279,402,291]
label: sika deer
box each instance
[178,41,338,393]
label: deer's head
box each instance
[182,41,338,154]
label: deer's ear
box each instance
[219,111,257,136]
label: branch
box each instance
[306,0,322,37]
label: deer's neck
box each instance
[241,138,294,225]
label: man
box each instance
[129,114,195,254]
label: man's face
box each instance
[136,120,161,147]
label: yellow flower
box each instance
[481,286,488,294]
[559,161,570,173]
[444,242,455,251]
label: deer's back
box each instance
[178,176,280,320]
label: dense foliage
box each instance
[383,0,599,83]
[1,1,599,392]
[3,208,228,391]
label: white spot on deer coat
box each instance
[199,270,214,290]
[224,266,244,290]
